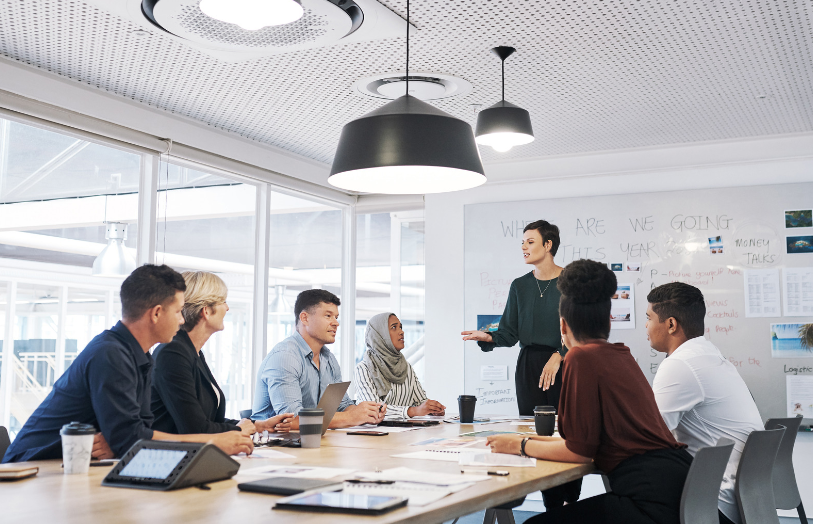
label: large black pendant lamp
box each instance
[475,47,534,153]
[328,0,485,194]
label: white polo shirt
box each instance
[653,336,763,524]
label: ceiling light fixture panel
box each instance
[198,0,305,31]
[82,0,406,62]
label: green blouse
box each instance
[478,272,567,356]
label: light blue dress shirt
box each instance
[251,331,353,420]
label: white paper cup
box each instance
[60,422,96,474]
[298,408,324,448]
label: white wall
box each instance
[424,132,813,409]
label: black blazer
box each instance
[150,330,240,434]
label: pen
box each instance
[461,469,509,476]
[346,479,396,484]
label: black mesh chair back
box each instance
[680,438,735,524]
[0,425,10,461]
[764,415,807,523]
[735,427,785,524]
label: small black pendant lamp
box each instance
[475,46,534,152]
[328,0,485,194]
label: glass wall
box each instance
[0,117,139,434]
[266,192,344,361]
[156,162,257,420]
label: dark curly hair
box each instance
[647,283,706,339]
[557,259,617,340]
[523,220,560,256]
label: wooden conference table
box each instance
[2,421,594,524]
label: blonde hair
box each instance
[181,271,228,331]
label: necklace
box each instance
[533,271,553,298]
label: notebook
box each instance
[0,464,39,480]
[237,477,342,496]
[342,481,474,506]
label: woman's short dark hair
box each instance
[557,259,617,340]
[523,220,560,256]
[294,289,341,325]
[120,264,186,321]
[647,283,706,339]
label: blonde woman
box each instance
[151,271,292,435]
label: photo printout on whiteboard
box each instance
[743,268,781,317]
[610,283,635,330]
[771,323,813,358]
[782,267,813,316]
[787,375,813,418]
[787,235,813,254]
[785,210,813,229]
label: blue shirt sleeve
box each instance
[86,346,154,457]
[263,348,306,416]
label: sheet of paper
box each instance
[409,415,447,421]
[355,466,491,485]
[787,375,813,418]
[235,448,297,460]
[391,450,465,462]
[783,267,813,316]
[459,453,537,467]
[410,437,482,448]
[480,365,509,381]
[237,465,355,479]
[342,481,469,506]
[744,268,781,317]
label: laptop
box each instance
[315,381,351,435]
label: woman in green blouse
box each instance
[462,220,580,508]
[462,219,567,415]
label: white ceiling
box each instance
[0,0,811,169]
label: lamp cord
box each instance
[501,58,505,101]
[405,0,409,97]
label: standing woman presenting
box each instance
[461,219,580,507]
[462,220,566,415]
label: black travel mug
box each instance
[534,405,556,436]
[458,395,477,423]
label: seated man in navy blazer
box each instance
[3,264,253,463]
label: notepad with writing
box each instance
[459,453,536,467]
[391,450,468,462]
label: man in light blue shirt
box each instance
[253,289,385,429]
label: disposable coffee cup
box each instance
[60,421,96,474]
[534,405,556,436]
[298,408,324,448]
[458,395,477,423]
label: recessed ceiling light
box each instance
[199,0,304,30]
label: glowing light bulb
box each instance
[199,0,304,31]
[475,131,533,153]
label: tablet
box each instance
[273,490,407,515]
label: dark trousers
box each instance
[718,510,736,524]
[526,448,693,524]
[515,345,580,507]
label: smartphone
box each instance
[346,431,389,436]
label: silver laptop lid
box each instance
[315,381,351,435]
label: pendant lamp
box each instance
[328,0,485,194]
[475,47,534,153]
[92,223,136,277]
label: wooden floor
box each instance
[1,421,594,524]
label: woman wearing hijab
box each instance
[354,312,445,418]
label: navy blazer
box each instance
[150,330,240,434]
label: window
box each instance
[0,117,140,434]
[155,162,257,419]
[266,191,344,360]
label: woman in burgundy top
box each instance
[487,259,691,524]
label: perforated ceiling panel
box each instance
[0,0,811,168]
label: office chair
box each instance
[735,426,785,524]
[679,438,735,524]
[764,415,807,524]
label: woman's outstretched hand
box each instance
[461,330,493,343]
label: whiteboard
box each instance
[463,182,813,422]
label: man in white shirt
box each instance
[647,283,763,524]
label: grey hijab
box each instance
[363,312,408,399]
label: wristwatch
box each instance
[520,437,531,457]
